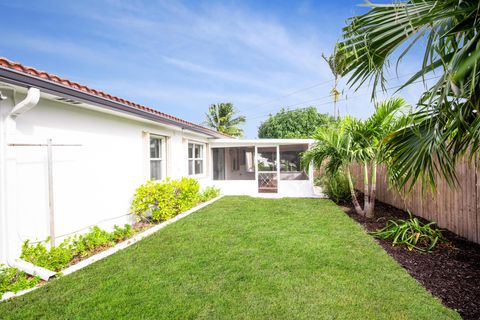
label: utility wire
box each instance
[242,70,430,118]
[247,75,439,120]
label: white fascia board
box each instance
[209,138,315,148]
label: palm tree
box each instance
[337,0,480,191]
[322,45,346,119]
[302,118,364,214]
[303,98,408,217]
[205,103,246,137]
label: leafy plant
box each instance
[21,238,75,272]
[200,186,221,202]
[319,171,352,203]
[130,180,177,222]
[112,224,134,242]
[369,212,444,252]
[131,178,204,222]
[0,265,40,296]
[172,177,200,212]
[72,226,115,257]
[338,0,480,191]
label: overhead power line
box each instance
[242,70,431,118]
[246,75,440,121]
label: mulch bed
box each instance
[339,200,480,320]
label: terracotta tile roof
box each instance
[0,57,231,138]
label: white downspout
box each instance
[0,87,54,280]
[9,87,40,118]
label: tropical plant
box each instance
[369,211,444,252]
[302,118,364,214]
[303,98,408,217]
[205,102,246,137]
[318,171,352,203]
[258,107,334,138]
[322,45,346,119]
[337,0,480,191]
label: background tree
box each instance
[205,103,246,137]
[258,107,334,138]
[337,0,480,191]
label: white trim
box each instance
[187,141,206,176]
[0,195,224,302]
[149,135,166,181]
[210,138,314,148]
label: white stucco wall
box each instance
[1,88,212,262]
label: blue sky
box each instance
[0,0,427,138]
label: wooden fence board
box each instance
[351,157,480,244]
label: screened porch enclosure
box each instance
[211,143,310,195]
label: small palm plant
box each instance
[303,98,409,217]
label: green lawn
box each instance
[0,196,458,319]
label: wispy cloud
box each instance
[0,0,426,137]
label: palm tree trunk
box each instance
[363,162,370,216]
[366,161,377,218]
[347,169,363,215]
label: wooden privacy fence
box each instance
[350,159,480,244]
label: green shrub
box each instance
[0,265,40,296]
[200,186,221,202]
[131,180,177,222]
[21,239,75,272]
[131,178,203,222]
[112,224,134,242]
[173,177,200,212]
[72,226,115,257]
[369,212,444,252]
[318,171,351,203]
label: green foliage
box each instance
[21,239,75,272]
[112,224,134,242]
[131,178,205,222]
[172,177,200,212]
[130,180,177,222]
[338,0,480,191]
[319,171,352,203]
[370,212,444,252]
[205,102,246,137]
[200,186,221,202]
[21,224,136,271]
[72,226,115,257]
[258,107,334,138]
[0,265,40,296]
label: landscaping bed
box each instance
[340,200,480,320]
[1,178,220,300]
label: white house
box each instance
[0,57,316,265]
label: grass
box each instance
[0,196,459,319]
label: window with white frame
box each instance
[150,136,165,180]
[188,142,204,175]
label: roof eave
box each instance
[0,66,229,139]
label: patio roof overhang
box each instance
[209,138,315,148]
